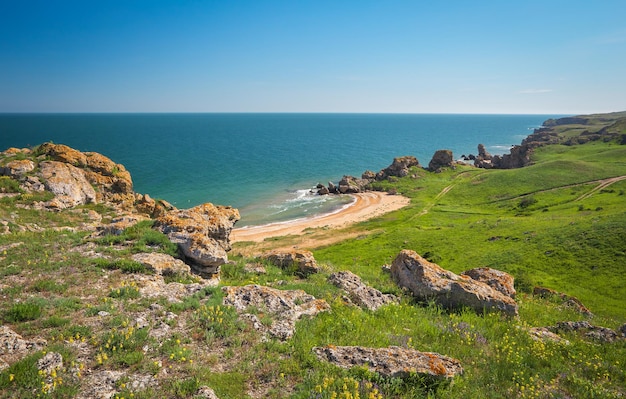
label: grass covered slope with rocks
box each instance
[0,112,625,398]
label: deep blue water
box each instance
[0,113,562,226]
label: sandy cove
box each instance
[231,191,411,243]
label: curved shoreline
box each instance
[230,191,410,243]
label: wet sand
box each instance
[231,191,410,243]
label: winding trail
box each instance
[574,175,626,201]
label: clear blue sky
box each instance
[2,1,625,114]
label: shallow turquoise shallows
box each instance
[0,113,562,226]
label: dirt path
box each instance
[575,175,626,201]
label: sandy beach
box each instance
[231,191,410,243]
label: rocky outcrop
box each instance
[36,143,135,207]
[391,250,518,316]
[376,156,420,180]
[313,345,463,379]
[533,286,592,315]
[461,267,516,298]
[222,284,330,340]
[1,159,35,177]
[155,203,240,279]
[263,250,319,276]
[338,175,370,194]
[328,271,397,311]
[428,149,454,172]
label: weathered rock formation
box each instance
[262,250,319,276]
[391,250,518,316]
[222,284,330,340]
[36,143,135,207]
[313,345,463,379]
[328,270,397,311]
[154,203,240,279]
[461,267,516,298]
[428,149,454,172]
[376,156,420,180]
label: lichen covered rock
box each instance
[391,250,518,316]
[328,270,397,310]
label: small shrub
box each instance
[5,301,43,322]
[94,258,150,274]
[109,281,140,299]
[518,196,537,209]
[0,176,22,193]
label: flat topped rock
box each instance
[313,345,463,379]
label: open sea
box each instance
[0,113,563,226]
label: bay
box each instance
[0,113,562,226]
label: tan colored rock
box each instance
[391,250,518,316]
[37,142,134,207]
[328,270,397,310]
[1,159,35,177]
[39,161,97,208]
[428,149,454,172]
[462,267,516,298]
[263,250,319,276]
[222,284,330,340]
[155,203,240,278]
[313,345,463,378]
[131,252,191,275]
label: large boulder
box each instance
[263,250,319,277]
[338,175,370,194]
[155,203,240,279]
[39,161,97,208]
[131,252,191,276]
[328,271,397,310]
[428,149,454,172]
[461,267,516,298]
[222,284,330,340]
[313,345,463,379]
[1,159,35,177]
[391,250,518,316]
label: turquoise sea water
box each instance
[0,113,562,226]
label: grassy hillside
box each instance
[0,118,625,398]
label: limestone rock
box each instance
[40,161,97,208]
[37,352,63,374]
[391,250,518,316]
[37,143,134,207]
[548,321,622,343]
[94,215,143,236]
[428,149,454,172]
[222,284,330,340]
[462,267,516,298]
[533,286,592,315]
[328,270,397,310]
[376,156,420,180]
[131,252,191,275]
[0,325,47,370]
[528,327,569,344]
[1,159,35,177]
[263,250,319,276]
[155,203,240,279]
[197,386,220,399]
[313,345,463,378]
